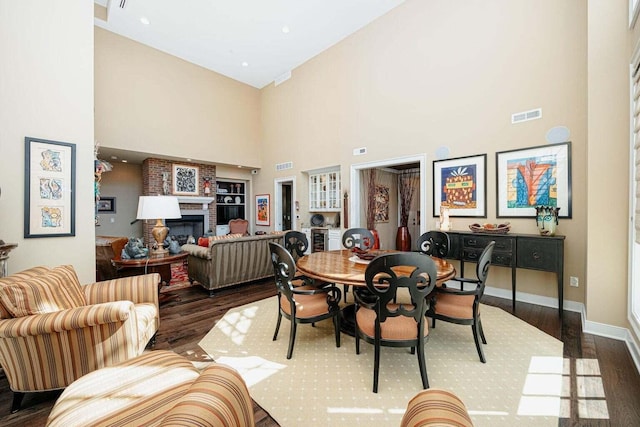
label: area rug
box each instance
[160,262,193,293]
[199,297,565,427]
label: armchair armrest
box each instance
[0,301,134,338]
[84,273,160,305]
[160,364,255,427]
[181,244,211,260]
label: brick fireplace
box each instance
[141,158,216,246]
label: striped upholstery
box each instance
[0,265,85,317]
[183,233,284,293]
[0,266,52,319]
[46,350,255,427]
[0,267,159,395]
[401,388,474,427]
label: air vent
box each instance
[512,108,542,124]
[276,161,293,171]
[353,147,367,156]
[274,71,292,87]
[119,0,127,8]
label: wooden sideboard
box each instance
[443,230,565,318]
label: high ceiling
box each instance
[94,0,405,89]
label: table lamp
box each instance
[136,196,182,256]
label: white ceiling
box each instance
[94,0,405,89]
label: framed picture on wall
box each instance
[97,197,116,213]
[24,136,76,238]
[433,154,487,217]
[172,164,199,195]
[496,142,572,218]
[256,194,270,226]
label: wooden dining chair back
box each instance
[342,228,375,250]
[353,252,437,393]
[427,241,495,363]
[268,242,342,359]
[341,228,375,302]
[283,230,309,263]
[416,231,450,258]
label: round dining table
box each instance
[296,249,456,335]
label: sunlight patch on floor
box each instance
[517,356,564,416]
[215,304,259,345]
[215,355,285,387]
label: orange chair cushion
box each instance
[279,291,332,318]
[433,293,476,319]
[356,304,428,340]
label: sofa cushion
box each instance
[0,265,86,317]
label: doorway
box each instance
[350,154,427,248]
[274,176,296,231]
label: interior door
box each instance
[282,183,292,230]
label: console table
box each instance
[444,231,565,318]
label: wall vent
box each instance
[276,161,293,171]
[353,147,367,156]
[512,108,542,124]
[274,71,292,87]
[119,0,128,8]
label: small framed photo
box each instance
[172,164,199,195]
[256,194,270,226]
[496,142,572,218]
[24,136,76,238]
[97,197,116,213]
[433,154,487,217]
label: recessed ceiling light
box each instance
[237,165,242,168]
[242,61,249,67]
[140,17,150,25]
[121,159,128,163]
[282,26,290,34]
[110,155,118,160]
[186,158,192,162]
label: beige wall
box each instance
[94,28,262,169]
[0,1,95,282]
[96,162,143,237]
[260,0,588,304]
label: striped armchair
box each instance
[0,265,159,412]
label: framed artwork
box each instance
[97,197,116,213]
[433,154,487,217]
[172,164,199,195]
[496,142,572,218]
[24,136,76,238]
[256,194,270,226]
[374,184,389,222]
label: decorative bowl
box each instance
[469,222,511,234]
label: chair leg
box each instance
[333,315,341,348]
[478,317,487,344]
[472,322,486,363]
[373,340,381,393]
[417,343,429,389]
[11,392,24,413]
[273,312,282,341]
[286,320,297,359]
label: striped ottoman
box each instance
[46,350,254,427]
[400,388,474,427]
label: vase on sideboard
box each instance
[535,206,560,236]
[369,229,380,249]
[396,226,411,251]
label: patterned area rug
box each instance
[160,262,193,293]
[200,296,564,427]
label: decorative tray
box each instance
[351,248,382,261]
[469,222,511,234]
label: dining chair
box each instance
[283,230,325,288]
[341,228,376,302]
[268,242,342,359]
[353,252,437,393]
[427,241,495,363]
[416,231,450,258]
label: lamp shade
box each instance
[136,196,182,220]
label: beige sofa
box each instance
[0,265,159,412]
[182,233,284,296]
[46,350,254,427]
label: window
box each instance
[631,0,640,28]
[629,49,640,337]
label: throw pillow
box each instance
[197,237,209,247]
[0,265,52,319]
[0,265,86,317]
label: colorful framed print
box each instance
[433,154,487,217]
[172,164,199,195]
[256,194,270,226]
[496,142,572,218]
[24,136,76,238]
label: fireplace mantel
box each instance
[177,196,215,210]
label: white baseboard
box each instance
[484,286,640,375]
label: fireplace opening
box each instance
[166,215,205,245]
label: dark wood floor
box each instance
[1,280,639,426]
